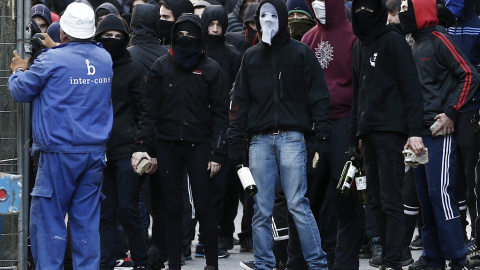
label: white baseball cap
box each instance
[60,2,96,39]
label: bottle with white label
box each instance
[236,164,258,196]
[354,159,368,205]
[336,158,357,194]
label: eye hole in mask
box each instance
[355,6,374,13]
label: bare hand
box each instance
[207,161,221,178]
[146,158,158,174]
[10,50,30,72]
[404,136,426,155]
[33,33,58,48]
[433,113,454,136]
[131,152,151,172]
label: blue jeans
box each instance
[249,131,327,270]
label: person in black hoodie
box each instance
[94,14,150,270]
[349,0,426,269]
[225,3,259,55]
[201,3,243,255]
[132,13,229,270]
[158,0,194,47]
[228,0,331,269]
[128,3,168,73]
[398,0,480,269]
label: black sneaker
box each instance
[359,243,372,259]
[218,249,230,258]
[233,237,240,245]
[401,248,414,266]
[410,235,423,250]
[218,236,234,250]
[204,266,217,270]
[134,266,150,270]
[240,238,254,252]
[370,237,383,259]
[409,256,427,270]
[467,250,480,269]
[195,242,206,258]
[240,261,254,270]
[369,255,383,268]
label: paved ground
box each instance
[116,204,426,270]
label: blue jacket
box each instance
[8,42,114,154]
[447,0,480,112]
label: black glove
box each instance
[311,139,330,168]
[348,146,363,161]
[228,143,246,164]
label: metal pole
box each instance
[16,0,31,268]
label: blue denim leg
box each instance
[249,132,328,270]
[249,134,279,270]
[277,132,327,270]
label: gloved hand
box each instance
[228,141,246,165]
[348,146,363,161]
[311,139,330,168]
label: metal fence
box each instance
[1,0,30,268]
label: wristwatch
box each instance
[14,68,25,74]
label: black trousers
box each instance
[362,132,406,269]
[156,141,218,269]
[455,110,479,240]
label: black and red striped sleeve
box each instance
[433,31,480,121]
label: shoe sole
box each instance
[409,246,423,250]
[218,253,230,258]
[240,261,254,270]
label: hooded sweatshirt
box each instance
[94,2,120,24]
[225,3,259,54]
[94,14,146,161]
[349,0,424,146]
[202,5,242,87]
[302,0,356,120]
[135,14,229,162]
[228,0,331,150]
[128,4,169,73]
[399,0,480,130]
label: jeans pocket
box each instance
[284,131,304,142]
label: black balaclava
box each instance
[172,16,204,71]
[159,0,194,44]
[398,0,417,34]
[355,0,381,35]
[94,14,129,59]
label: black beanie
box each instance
[94,14,129,39]
[175,20,202,38]
[164,0,194,21]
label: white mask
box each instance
[259,3,279,45]
[312,1,326,24]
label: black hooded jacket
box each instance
[202,5,241,87]
[348,0,424,146]
[225,3,259,55]
[128,4,169,73]
[399,0,480,131]
[94,15,146,161]
[228,0,330,150]
[134,14,229,163]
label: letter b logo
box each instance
[86,59,96,75]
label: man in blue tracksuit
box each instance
[8,2,113,269]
